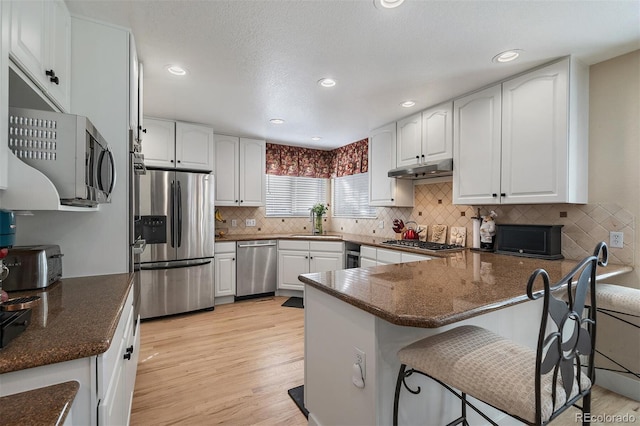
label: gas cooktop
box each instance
[381,240,465,252]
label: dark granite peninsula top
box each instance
[298,250,632,328]
[0,381,79,426]
[0,273,133,374]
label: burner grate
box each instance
[381,240,464,251]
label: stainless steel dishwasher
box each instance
[235,240,278,299]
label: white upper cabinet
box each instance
[141,118,175,168]
[453,85,502,205]
[396,102,453,167]
[501,58,587,204]
[142,118,214,171]
[453,57,588,205]
[239,138,266,206]
[129,34,141,141]
[369,123,414,207]
[0,1,8,190]
[9,0,70,111]
[396,113,422,167]
[175,122,214,171]
[213,135,265,206]
[421,101,453,163]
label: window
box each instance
[332,172,377,218]
[266,174,328,217]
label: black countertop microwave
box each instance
[495,224,563,260]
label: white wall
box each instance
[589,50,640,288]
[13,17,130,278]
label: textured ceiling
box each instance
[64,0,640,149]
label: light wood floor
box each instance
[130,296,638,425]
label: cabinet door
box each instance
[452,85,502,205]
[9,0,47,88]
[142,118,176,168]
[0,1,8,189]
[278,250,309,291]
[360,257,377,268]
[396,113,422,167]
[501,60,568,204]
[422,102,453,163]
[310,251,343,273]
[176,122,214,171]
[369,123,396,205]
[214,252,236,297]
[239,138,265,206]
[129,34,139,137]
[46,0,70,111]
[213,134,240,206]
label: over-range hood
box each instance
[388,158,453,179]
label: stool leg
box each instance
[582,392,591,425]
[461,392,469,426]
[393,364,407,426]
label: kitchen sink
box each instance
[289,234,343,240]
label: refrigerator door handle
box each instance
[177,181,183,247]
[140,259,213,270]
[170,180,176,248]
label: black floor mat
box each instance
[281,297,304,308]
[287,385,308,418]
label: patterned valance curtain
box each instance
[266,139,368,179]
[332,138,368,177]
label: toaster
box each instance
[2,245,63,291]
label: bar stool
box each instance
[393,243,608,426]
[590,283,639,379]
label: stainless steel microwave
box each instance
[8,107,116,207]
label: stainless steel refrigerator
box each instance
[138,169,215,319]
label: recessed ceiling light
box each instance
[166,65,188,76]
[318,78,336,88]
[270,118,285,124]
[492,50,522,63]
[311,136,322,141]
[401,100,416,108]
[373,0,405,9]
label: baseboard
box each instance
[214,295,235,305]
[276,289,304,298]
[596,369,640,401]
[308,412,322,426]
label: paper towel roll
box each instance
[472,219,481,249]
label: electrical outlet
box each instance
[231,219,237,227]
[610,231,624,248]
[378,220,384,229]
[246,218,256,227]
[354,347,366,379]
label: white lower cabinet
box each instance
[362,245,432,266]
[214,242,236,298]
[97,285,137,426]
[278,240,344,291]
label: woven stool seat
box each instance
[592,283,640,315]
[398,325,590,424]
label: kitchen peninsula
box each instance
[299,251,631,425]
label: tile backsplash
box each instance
[216,182,634,265]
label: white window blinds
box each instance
[266,175,328,217]
[332,173,377,218]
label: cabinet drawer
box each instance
[279,240,310,251]
[361,246,377,260]
[215,242,236,253]
[309,241,343,253]
[377,248,402,264]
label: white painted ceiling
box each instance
[65,0,640,150]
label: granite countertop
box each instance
[0,381,79,426]
[298,250,632,328]
[0,273,133,374]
